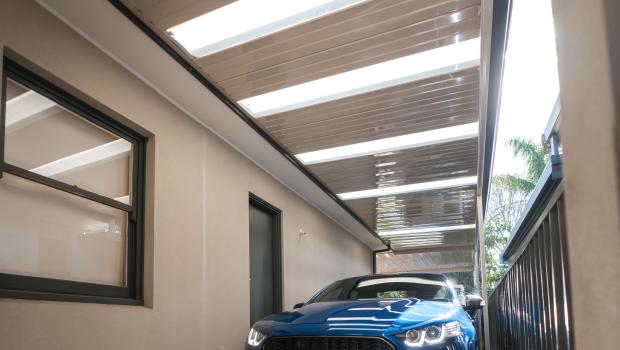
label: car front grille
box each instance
[264,336,394,350]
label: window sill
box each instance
[0,289,144,305]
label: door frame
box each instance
[249,192,283,315]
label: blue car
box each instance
[247,273,483,349]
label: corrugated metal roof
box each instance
[346,185,477,232]
[124,0,237,29]
[385,228,475,251]
[196,0,481,100]
[121,0,482,270]
[260,67,479,154]
[308,138,478,193]
[376,250,474,273]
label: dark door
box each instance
[249,195,281,325]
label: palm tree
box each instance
[487,138,549,226]
[485,137,548,292]
[506,137,548,184]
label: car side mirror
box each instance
[293,302,305,309]
[464,294,485,311]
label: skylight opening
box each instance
[296,122,478,165]
[337,176,477,200]
[238,37,480,117]
[168,0,363,58]
[392,240,446,246]
[388,235,447,241]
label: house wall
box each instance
[0,1,373,349]
[551,0,620,349]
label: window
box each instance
[311,281,346,303]
[0,58,146,304]
[310,277,454,303]
[350,277,452,301]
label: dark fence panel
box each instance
[488,192,572,349]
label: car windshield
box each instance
[312,276,453,302]
[351,277,453,301]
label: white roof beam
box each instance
[5,91,57,130]
[296,122,479,165]
[380,263,474,274]
[30,139,131,177]
[338,176,477,200]
[391,243,476,254]
[379,224,476,237]
[114,195,130,204]
[239,38,481,117]
[168,0,363,58]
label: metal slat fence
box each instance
[488,190,572,349]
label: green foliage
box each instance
[493,174,536,193]
[507,138,548,183]
[485,138,548,295]
[444,271,475,294]
[377,291,407,299]
[484,218,510,292]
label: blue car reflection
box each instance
[246,273,482,350]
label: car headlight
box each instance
[397,321,461,347]
[403,328,423,346]
[247,328,267,347]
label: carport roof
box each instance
[116,0,482,270]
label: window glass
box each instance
[351,277,452,301]
[0,60,145,303]
[4,79,133,205]
[0,173,127,286]
[312,281,345,303]
[377,290,407,299]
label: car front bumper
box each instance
[246,335,473,350]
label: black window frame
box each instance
[0,57,147,305]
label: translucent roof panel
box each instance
[168,0,363,57]
[238,38,480,117]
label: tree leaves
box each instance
[507,137,548,183]
[485,137,548,294]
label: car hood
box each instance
[255,299,460,336]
